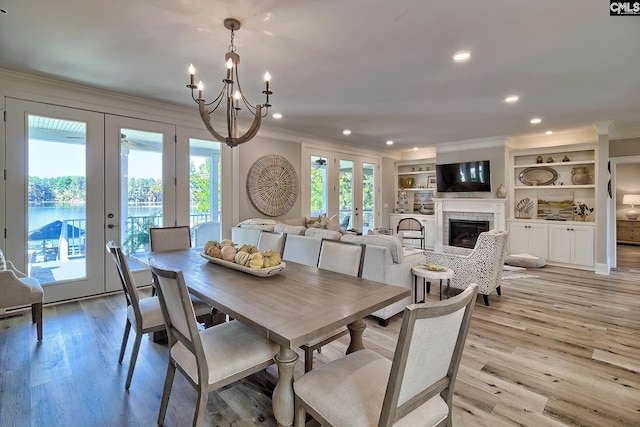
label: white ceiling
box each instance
[1,0,639,153]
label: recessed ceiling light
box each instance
[530,118,542,124]
[272,113,282,119]
[343,129,351,135]
[386,140,394,145]
[546,130,553,135]
[413,147,418,151]
[453,51,471,62]
[504,95,519,103]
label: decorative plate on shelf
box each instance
[420,262,448,272]
[518,166,558,186]
[201,253,286,277]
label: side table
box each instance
[411,265,455,303]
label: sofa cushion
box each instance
[274,223,307,235]
[340,234,404,263]
[283,217,307,227]
[305,228,342,241]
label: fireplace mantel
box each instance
[432,198,508,252]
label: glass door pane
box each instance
[310,156,329,217]
[362,162,375,234]
[189,138,221,246]
[5,99,105,302]
[120,129,163,255]
[28,116,87,281]
[339,159,354,230]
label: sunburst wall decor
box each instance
[246,155,299,217]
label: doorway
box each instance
[610,157,640,272]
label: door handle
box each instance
[107,223,119,229]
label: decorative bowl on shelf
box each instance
[399,177,415,188]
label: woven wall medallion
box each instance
[246,155,299,216]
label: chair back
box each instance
[149,261,207,376]
[396,217,423,233]
[317,239,366,277]
[282,235,323,267]
[149,226,192,252]
[106,242,142,323]
[257,231,287,256]
[191,221,220,247]
[469,230,509,289]
[379,284,478,426]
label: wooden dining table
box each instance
[135,247,410,427]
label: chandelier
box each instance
[187,18,272,148]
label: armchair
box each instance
[0,253,44,342]
[422,229,508,306]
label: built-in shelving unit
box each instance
[395,159,437,215]
[507,144,597,270]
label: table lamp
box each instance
[622,194,640,220]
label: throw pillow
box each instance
[304,228,342,241]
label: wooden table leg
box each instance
[346,319,366,354]
[273,346,298,427]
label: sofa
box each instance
[231,222,423,326]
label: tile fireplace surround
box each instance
[432,198,508,252]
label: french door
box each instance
[5,99,105,302]
[304,147,379,232]
[104,115,176,292]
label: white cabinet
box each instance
[548,224,594,267]
[389,213,435,249]
[507,221,548,259]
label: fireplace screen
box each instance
[449,220,489,249]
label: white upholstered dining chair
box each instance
[150,261,279,427]
[106,242,214,389]
[149,226,223,325]
[149,226,192,252]
[299,239,366,372]
[0,250,44,342]
[294,283,478,427]
[257,230,287,256]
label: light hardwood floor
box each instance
[1,264,639,426]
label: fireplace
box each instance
[449,220,489,249]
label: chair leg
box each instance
[193,384,208,427]
[125,331,142,390]
[119,320,132,364]
[158,361,176,426]
[496,285,502,296]
[483,294,490,306]
[32,302,43,342]
[304,347,314,373]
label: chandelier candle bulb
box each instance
[188,64,195,86]
[197,81,203,100]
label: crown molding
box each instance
[610,124,640,140]
[435,136,508,154]
[593,120,614,135]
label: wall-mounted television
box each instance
[436,160,491,192]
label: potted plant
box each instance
[572,201,593,221]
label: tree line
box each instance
[28,176,162,204]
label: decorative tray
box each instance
[419,262,448,272]
[518,166,558,186]
[200,253,286,277]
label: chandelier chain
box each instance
[229,27,236,52]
